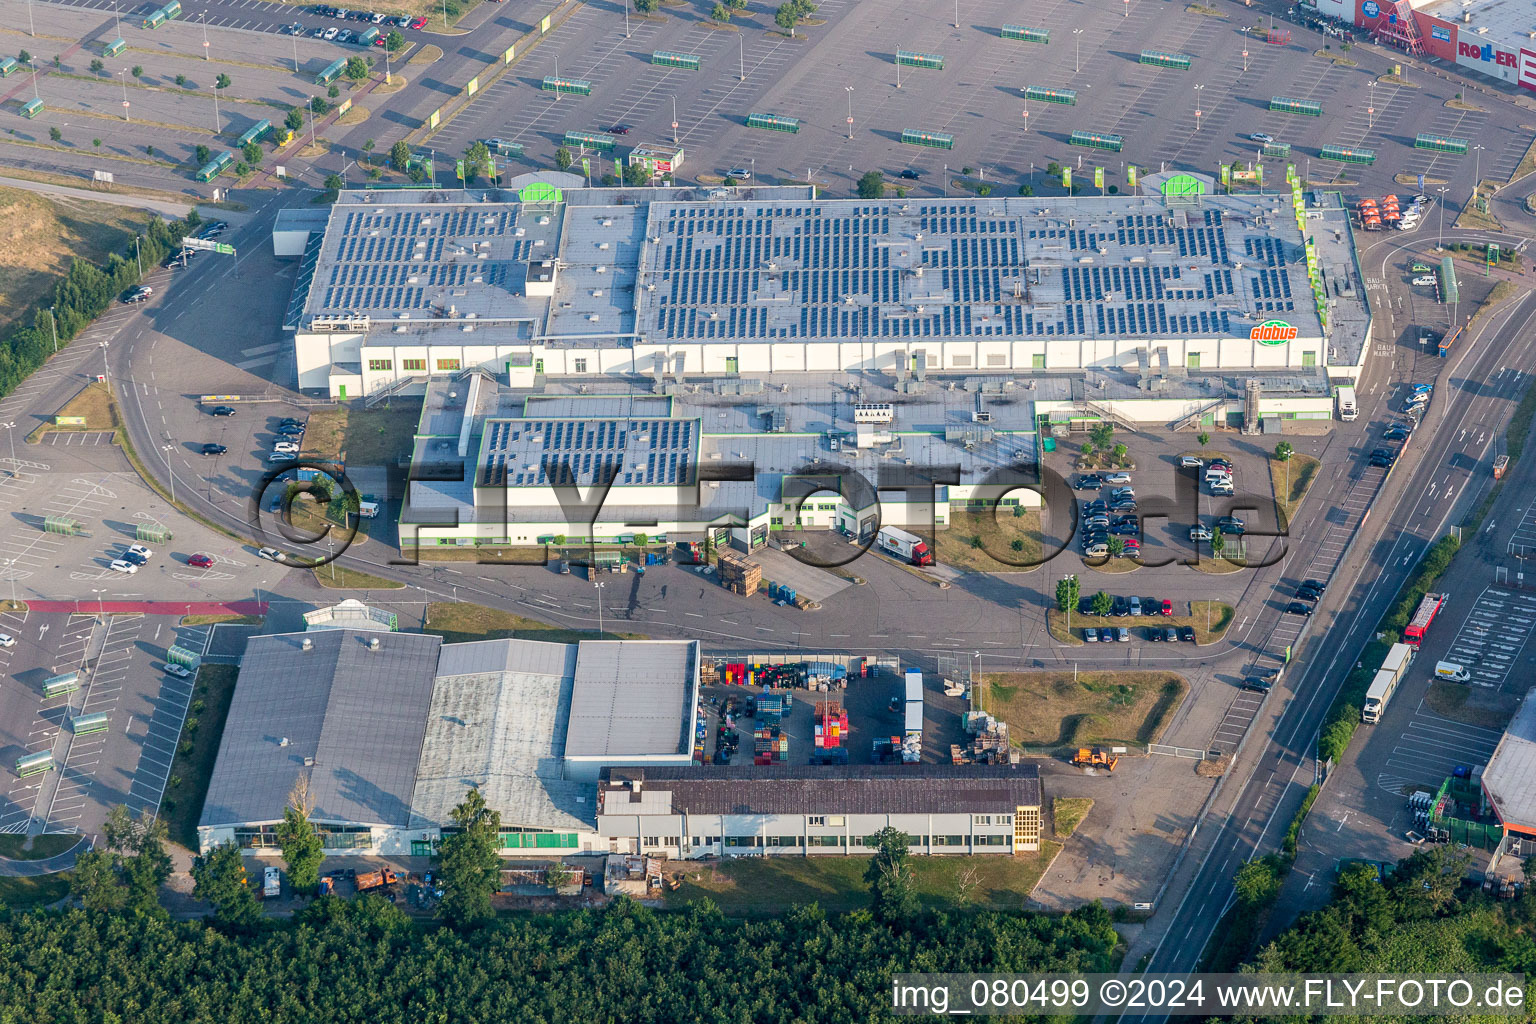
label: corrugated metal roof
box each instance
[1481,688,1536,831]
[199,630,442,828]
[601,764,1041,815]
[564,641,698,759]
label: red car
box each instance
[1161,599,1173,616]
[1122,538,1141,552]
[186,554,214,568]
[373,34,386,45]
[408,15,426,28]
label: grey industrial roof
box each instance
[477,417,698,487]
[600,764,1042,815]
[1420,0,1529,42]
[520,394,674,419]
[1481,690,1536,831]
[565,641,698,760]
[410,638,594,832]
[199,630,442,828]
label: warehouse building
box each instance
[1325,0,1536,92]
[595,764,1043,858]
[281,179,1370,402]
[1480,691,1536,846]
[197,625,700,857]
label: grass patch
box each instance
[1505,368,1536,464]
[1053,798,1093,839]
[0,186,146,333]
[1189,555,1246,574]
[1423,680,1517,730]
[313,564,405,590]
[1185,2,1226,15]
[162,664,238,851]
[1314,50,1357,67]
[409,44,443,65]
[1087,557,1141,574]
[0,833,81,860]
[28,381,117,440]
[180,613,263,626]
[408,546,551,564]
[1395,172,1444,187]
[985,670,1187,749]
[1511,136,1536,183]
[1046,604,1233,646]
[1377,73,1416,88]
[663,846,1061,914]
[0,874,71,910]
[336,105,369,126]
[935,509,1043,572]
[423,601,646,644]
[302,403,420,465]
[1269,453,1320,520]
[1446,97,1486,112]
[1454,200,1504,232]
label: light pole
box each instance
[739,35,744,81]
[624,4,629,36]
[593,580,605,636]
[293,33,300,74]
[953,0,959,28]
[119,69,130,121]
[1473,143,1485,200]
[92,588,106,622]
[845,85,853,140]
[212,77,222,134]
[672,95,679,144]
[100,341,111,394]
[1436,185,1450,249]
[1,423,14,478]
[46,308,57,353]
[384,47,391,86]
[161,442,176,503]
[896,53,901,89]
[1073,28,1083,73]
[1367,81,1375,131]
[2,559,16,611]
[27,0,34,36]
[1193,83,1204,131]
[132,237,141,276]
[201,11,209,60]
[1124,0,1129,16]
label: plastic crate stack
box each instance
[753,726,788,765]
[812,700,850,764]
[717,552,761,596]
[755,692,793,725]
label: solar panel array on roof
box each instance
[479,419,697,488]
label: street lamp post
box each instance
[92,588,106,621]
[100,341,111,394]
[2,559,16,611]
[27,0,35,36]
[954,0,959,29]
[119,69,130,121]
[624,4,629,36]
[46,308,57,353]
[1073,28,1083,73]
[1193,83,1204,131]
[161,442,176,504]
[845,85,853,140]
[672,95,679,144]
[201,11,209,60]
[212,78,221,134]
[1473,143,1485,204]
[739,35,745,81]
[593,580,605,636]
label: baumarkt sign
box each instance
[1250,320,1298,344]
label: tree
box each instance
[774,2,799,35]
[1018,183,1034,196]
[554,145,573,171]
[17,51,30,65]
[277,809,325,896]
[1274,441,1294,461]
[385,30,405,52]
[1111,442,1128,465]
[1107,536,1126,557]
[1088,422,1115,451]
[90,58,104,75]
[389,139,411,171]
[323,173,345,192]
[122,812,172,912]
[863,827,916,921]
[711,2,732,22]
[544,862,573,891]
[195,144,211,166]
[70,849,128,911]
[214,73,231,90]
[327,83,340,99]
[286,106,306,133]
[464,140,491,183]
[633,0,659,11]
[310,96,329,115]
[856,171,885,199]
[175,73,186,87]
[1055,574,1080,614]
[437,788,502,928]
[1091,590,1113,616]
[242,142,263,166]
[345,56,369,81]
[1197,431,1211,446]
[92,138,102,149]
[49,126,62,142]
[193,842,260,926]
[622,162,652,186]
[1211,527,1225,555]
[1233,856,1283,910]
[131,65,143,79]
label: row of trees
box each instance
[631,0,817,35]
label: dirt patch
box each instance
[1196,754,1230,777]
[1446,97,1485,112]
[1423,680,1516,730]
[374,75,408,94]
[936,509,1044,572]
[1053,797,1093,839]
[985,670,1187,750]
[0,186,145,332]
[1314,50,1357,67]
[301,402,420,465]
[1269,452,1320,521]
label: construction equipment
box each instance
[1072,746,1119,771]
[355,867,399,892]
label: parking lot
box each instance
[1374,704,1503,798]
[1507,502,1536,559]
[1438,586,1536,693]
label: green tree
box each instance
[1091,590,1113,616]
[192,842,261,926]
[49,126,62,142]
[544,862,573,891]
[277,807,325,895]
[17,50,30,65]
[1234,856,1283,910]
[385,30,405,52]
[123,812,172,912]
[633,0,659,11]
[977,183,992,197]
[1111,442,1128,464]
[622,162,652,186]
[327,83,340,99]
[711,2,732,21]
[390,139,411,171]
[1018,183,1034,196]
[242,142,262,166]
[1211,527,1225,555]
[408,164,427,184]
[437,788,502,928]
[92,138,102,149]
[856,171,885,199]
[214,73,231,90]
[774,1,800,35]
[323,173,344,192]
[90,58,104,75]
[195,144,211,165]
[554,145,573,171]
[70,848,128,911]
[286,106,306,132]
[1055,574,1080,614]
[310,96,329,115]
[464,140,491,183]
[345,56,369,81]
[1107,536,1126,558]
[1274,441,1294,461]
[363,138,375,163]
[1087,422,1115,450]
[234,162,248,176]
[131,65,143,79]
[1197,431,1210,447]
[863,827,916,921]
[175,73,186,87]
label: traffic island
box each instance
[1046,602,1233,646]
[26,381,117,442]
[1269,452,1320,520]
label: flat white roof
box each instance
[1482,689,1536,831]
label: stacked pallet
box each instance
[717,552,762,596]
[753,726,788,765]
[814,700,848,749]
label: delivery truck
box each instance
[262,865,281,899]
[876,526,933,566]
[1435,661,1471,682]
[1336,385,1358,421]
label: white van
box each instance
[1435,661,1471,682]
[1083,543,1109,558]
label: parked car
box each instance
[1148,627,1165,641]
[1300,578,1328,594]
[123,551,148,566]
[1190,524,1212,541]
[727,168,751,179]
[108,559,138,574]
[277,423,305,436]
[0,633,14,647]
[1249,132,1275,144]
[1109,500,1138,513]
[1241,676,1272,693]
[164,663,192,679]
[1217,516,1246,534]
[1129,596,1142,616]
[1104,472,1132,485]
[409,15,427,28]
[1161,598,1173,616]
[1370,447,1397,464]
[1383,425,1409,441]
[1294,586,1320,602]
[1180,455,1203,468]
[1412,275,1436,286]
[1076,474,1103,490]
[1208,459,1233,472]
[323,26,339,39]
[257,547,287,562]
[1284,601,1313,616]
[310,26,327,37]
[1122,538,1141,553]
[268,452,297,463]
[122,285,152,304]
[201,443,227,456]
[1412,383,1434,395]
[606,124,631,135]
[273,441,301,454]
[210,405,236,416]
[1179,626,1196,642]
[1403,397,1429,413]
[1116,627,1130,642]
[1084,627,1099,643]
[1081,501,1107,515]
[128,544,152,560]
[186,554,214,568]
[1163,627,1179,642]
[1110,521,1139,536]
[1111,596,1129,617]
[1110,487,1135,500]
[899,169,921,179]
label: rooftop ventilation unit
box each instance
[301,639,313,651]
[369,638,380,650]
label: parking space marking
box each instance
[1438,586,1536,691]
[1377,706,1503,796]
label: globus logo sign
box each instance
[1250,320,1298,344]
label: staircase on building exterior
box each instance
[1372,0,1424,55]
[1083,399,1139,432]
[1171,398,1228,433]
[364,375,427,407]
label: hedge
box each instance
[0,214,193,402]
[1282,784,1321,859]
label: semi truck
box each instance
[1336,385,1358,421]
[876,526,933,566]
[262,865,281,899]
[1362,642,1415,723]
[1403,592,1447,648]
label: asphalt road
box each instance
[1120,239,1536,1001]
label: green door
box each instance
[725,357,738,374]
[338,384,347,398]
[534,359,544,373]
